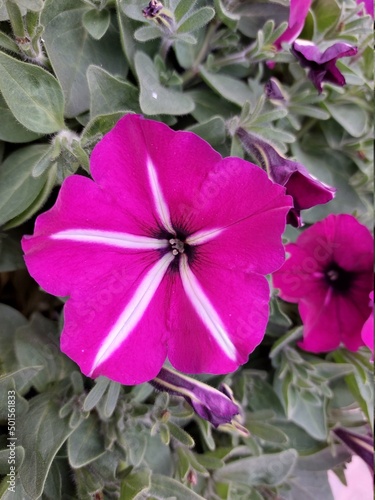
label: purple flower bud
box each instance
[150,367,241,427]
[333,428,374,469]
[236,128,336,227]
[291,40,358,93]
[264,78,286,101]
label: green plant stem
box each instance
[5,0,25,38]
[181,20,220,86]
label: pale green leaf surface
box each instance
[199,67,252,107]
[87,66,140,118]
[0,145,50,227]
[41,0,127,117]
[135,51,194,115]
[83,8,111,40]
[18,392,80,499]
[0,52,65,133]
[214,449,298,487]
[67,415,106,468]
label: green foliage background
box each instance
[0,0,373,498]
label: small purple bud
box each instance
[236,128,336,227]
[150,367,241,427]
[265,78,286,101]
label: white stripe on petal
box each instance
[51,229,168,250]
[147,157,174,234]
[90,252,174,373]
[179,254,237,361]
[186,227,223,246]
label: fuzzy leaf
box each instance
[214,449,298,487]
[0,145,50,227]
[135,51,194,115]
[82,8,111,40]
[177,7,215,33]
[41,0,127,117]
[0,51,65,133]
[0,94,42,143]
[67,415,106,467]
[18,392,80,498]
[87,66,140,118]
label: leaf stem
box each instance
[181,20,220,86]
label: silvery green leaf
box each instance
[324,102,368,137]
[149,474,206,499]
[4,164,57,229]
[68,415,106,467]
[18,392,80,499]
[187,116,226,146]
[12,0,43,11]
[15,313,75,392]
[214,449,298,487]
[87,66,140,118]
[103,380,121,418]
[83,376,111,411]
[0,145,50,227]
[0,51,65,133]
[177,7,215,33]
[120,469,151,500]
[41,0,127,117]
[83,8,111,39]
[134,25,162,41]
[0,31,20,54]
[135,51,194,115]
[199,67,252,107]
[0,94,41,143]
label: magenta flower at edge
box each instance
[357,0,374,18]
[236,128,336,227]
[274,0,312,50]
[361,291,374,355]
[273,214,374,353]
[22,114,292,385]
[291,40,358,93]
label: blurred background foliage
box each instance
[0,0,373,498]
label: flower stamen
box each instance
[169,238,185,256]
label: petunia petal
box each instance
[90,114,222,236]
[272,243,327,303]
[185,157,292,274]
[167,254,270,374]
[298,289,368,352]
[60,252,173,385]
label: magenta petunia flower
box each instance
[361,291,374,355]
[236,128,336,227]
[291,40,358,93]
[22,114,292,385]
[274,0,312,50]
[357,0,374,18]
[273,214,374,353]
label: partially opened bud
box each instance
[333,428,374,469]
[150,367,241,428]
[236,128,336,227]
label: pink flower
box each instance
[291,40,358,93]
[236,128,336,227]
[273,214,374,353]
[361,291,374,355]
[357,0,374,18]
[22,114,292,385]
[274,0,312,50]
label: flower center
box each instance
[324,262,353,293]
[169,238,185,256]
